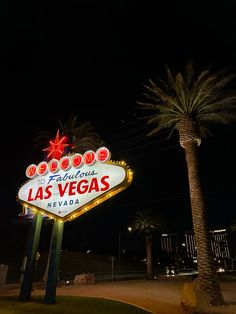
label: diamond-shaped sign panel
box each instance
[18,161,133,221]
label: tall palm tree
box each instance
[131,208,162,279]
[136,60,236,305]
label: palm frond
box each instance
[136,60,236,141]
[33,114,103,155]
[131,208,163,236]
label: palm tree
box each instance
[58,114,104,153]
[136,60,236,305]
[33,113,104,155]
[131,208,162,280]
[228,220,236,232]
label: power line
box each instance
[111,132,178,150]
[131,144,180,161]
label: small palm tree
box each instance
[228,220,236,232]
[131,208,162,279]
[58,114,104,153]
[136,60,236,305]
[33,113,104,155]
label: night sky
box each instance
[1,0,236,252]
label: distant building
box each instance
[160,229,234,267]
[184,229,231,259]
[160,233,178,256]
[184,231,197,258]
[210,229,230,259]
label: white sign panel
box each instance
[18,161,132,221]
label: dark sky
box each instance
[1,0,236,252]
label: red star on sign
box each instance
[42,130,70,160]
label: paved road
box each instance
[1,277,236,314]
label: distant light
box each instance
[211,229,226,233]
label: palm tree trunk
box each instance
[146,236,152,280]
[184,142,224,305]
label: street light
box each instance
[118,226,132,272]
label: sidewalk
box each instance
[1,277,236,314]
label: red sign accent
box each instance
[42,130,70,160]
[25,164,37,178]
[83,151,96,165]
[71,154,83,168]
[25,147,111,178]
[96,147,110,162]
[60,156,71,171]
[37,162,48,176]
[48,159,59,173]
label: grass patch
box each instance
[0,295,150,314]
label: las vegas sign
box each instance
[17,147,133,221]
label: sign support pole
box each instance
[44,220,64,304]
[19,212,43,301]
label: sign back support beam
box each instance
[19,212,43,301]
[44,220,64,304]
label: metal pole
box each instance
[118,232,121,272]
[111,256,114,282]
[44,220,64,304]
[19,212,43,301]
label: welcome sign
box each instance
[18,147,133,221]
